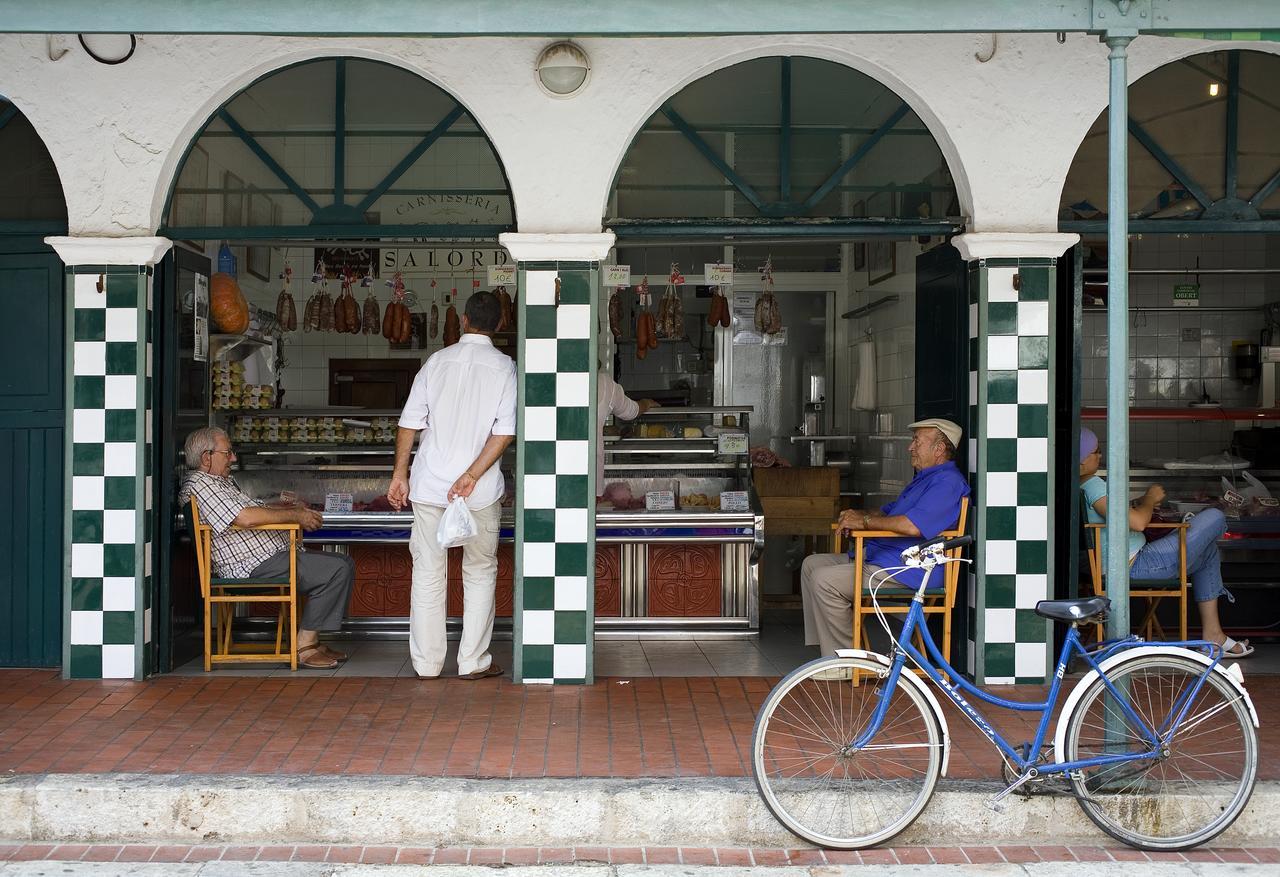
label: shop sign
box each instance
[316,247,379,278]
[717,432,749,455]
[193,273,209,362]
[324,492,354,513]
[1173,283,1200,307]
[603,265,631,286]
[487,265,517,286]
[719,490,750,512]
[382,247,510,276]
[704,263,734,285]
[731,292,762,345]
[645,490,676,511]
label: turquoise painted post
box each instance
[1105,35,1133,641]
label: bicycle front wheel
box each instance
[1063,654,1258,851]
[752,655,944,849]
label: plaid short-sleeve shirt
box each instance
[179,471,290,578]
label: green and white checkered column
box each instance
[47,237,171,680]
[501,234,612,685]
[953,233,1077,685]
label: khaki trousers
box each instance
[799,553,886,658]
[408,500,502,677]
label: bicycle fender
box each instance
[1052,645,1259,763]
[836,648,952,776]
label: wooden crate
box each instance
[753,467,841,536]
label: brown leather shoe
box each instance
[459,662,503,680]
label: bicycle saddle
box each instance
[1034,597,1110,623]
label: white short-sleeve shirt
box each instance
[398,333,517,508]
[596,370,641,494]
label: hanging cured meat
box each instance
[497,286,514,331]
[443,304,461,346]
[707,288,731,328]
[361,290,380,334]
[317,285,334,333]
[429,302,439,339]
[302,291,317,333]
[608,288,622,338]
[754,257,783,335]
[274,265,297,332]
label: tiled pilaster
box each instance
[954,233,1075,685]
[50,237,169,680]
[508,248,603,684]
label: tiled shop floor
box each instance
[1,666,1277,779]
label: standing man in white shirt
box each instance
[386,291,516,679]
[595,366,656,497]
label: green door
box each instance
[0,241,64,667]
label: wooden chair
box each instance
[1082,496,1188,642]
[188,497,300,671]
[833,497,969,682]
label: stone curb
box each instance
[0,775,1276,848]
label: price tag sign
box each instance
[717,432,749,455]
[603,264,631,286]
[487,265,517,286]
[645,490,676,511]
[1173,283,1200,307]
[719,490,750,512]
[704,263,734,285]
[324,492,354,513]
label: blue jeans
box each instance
[1129,507,1230,603]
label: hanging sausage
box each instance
[754,257,783,335]
[443,303,461,346]
[609,286,622,338]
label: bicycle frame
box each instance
[850,558,1224,778]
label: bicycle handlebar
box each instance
[903,533,973,559]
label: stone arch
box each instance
[0,91,67,224]
[599,42,973,225]
[151,46,519,236]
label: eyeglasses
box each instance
[206,447,236,457]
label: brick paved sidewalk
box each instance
[2,670,1277,780]
[2,842,1277,866]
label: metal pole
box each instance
[1105,35,1133,642]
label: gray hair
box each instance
[184,426,227,469]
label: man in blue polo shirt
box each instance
[800,418,970,656]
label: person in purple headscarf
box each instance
[1079,427,1250,658]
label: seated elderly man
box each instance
[801,418,971,657]
[178,426,355,670]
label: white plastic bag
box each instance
[437,496,478,549]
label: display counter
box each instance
[220,404,763,637]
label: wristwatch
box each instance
[862,514,872,529]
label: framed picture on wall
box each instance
[246,186,272,281]
[867,240,896,285]
[851,199,867,271]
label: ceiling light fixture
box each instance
[535,41,591,98]
[1208,82,1220,97]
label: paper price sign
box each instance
[324,493,354,513]
[719,490,750,512]
[487,265,517,286]
[645,490,677,511]
[704,263,734,285]
[603,265,631,286]
[717,432,749,455]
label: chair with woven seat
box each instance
[187,496,301,671]
[832,497,969,683]
[1081,492,1188,643]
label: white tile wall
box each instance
[1081,234,1280,461]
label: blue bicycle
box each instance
[752,534,1259,851]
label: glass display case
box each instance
[596,406,764,634]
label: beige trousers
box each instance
[799,552,886,658]
[409,500,502,677]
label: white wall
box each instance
[3,32,1277,240]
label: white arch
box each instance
[149,45,520,235]
[1050,39,1280,224]
[595,43,975,227]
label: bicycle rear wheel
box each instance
[752,656,943,849]
[1062,654,1257,851]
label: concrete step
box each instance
[1,775,1276,849]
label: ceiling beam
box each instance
[5,1,1278,36]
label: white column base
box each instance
[45,236,173,266]
[951,232,1079,261]
[499,232,616,263]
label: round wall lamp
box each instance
[535,41,591,98]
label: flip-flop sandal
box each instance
[318,644,349,663]
[460,662,503,680]
[297,644,339,669]
[1221,636,1255,659]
